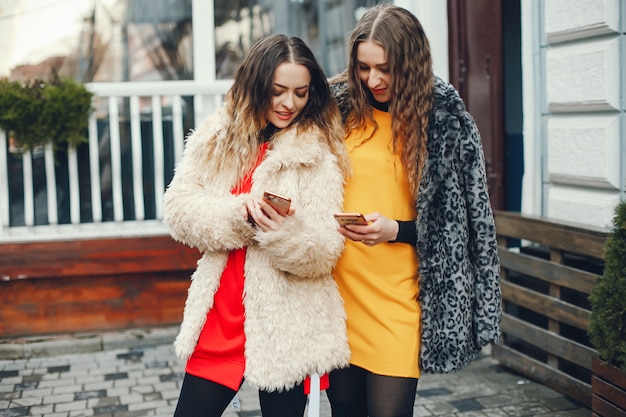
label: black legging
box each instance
[173,372,307,417]
[326,365,418,417]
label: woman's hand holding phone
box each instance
[262,191,291,216]
[245,191,294,232]
[334,213,368,226]
[335,212,399,246]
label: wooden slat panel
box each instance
[498,249,599,294]
[0,271,189,337]
[0,236,199,279]
[593,359,626,387]
[492,343,592,408]
[502,281,591,330]
[501,314,595,369]
[493,211,610,408]
[495,210,608,260]
[592,395,626,417]
[592,376,626,412]
[593,358,626,393]
[0,231,201,337]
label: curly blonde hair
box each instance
[346,4,434,197]
[203,34,350,183]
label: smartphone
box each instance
[334,212,368,226]
[263,191,292,216]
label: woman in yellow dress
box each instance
[327,5,502,417]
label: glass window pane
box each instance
[0,0,193,82]
[126,0,193,81]
[214,0,389,79]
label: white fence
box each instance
[0,80,232,243]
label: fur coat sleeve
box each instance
[416,77,502,373]
[163,106,256,254]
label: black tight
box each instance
[173,373,237,417]
[173,372,307,417]
[258,383,307,416]
[326,365,418,417]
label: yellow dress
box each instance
[334,107,421,378]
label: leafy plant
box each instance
[0,73,93,152]
[0,78,46,148]
[589,198,626,371]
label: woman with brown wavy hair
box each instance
[327,5,502,417]
[164,34,351,417]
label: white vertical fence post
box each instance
[108,97,124,222]
[152,96,165,219]
[44,143,58,226]
[130,95,145,221]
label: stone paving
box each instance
[0,327,591,417]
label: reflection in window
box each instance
[213,0,388,80]
[0,0,193,82]
[0,0,391,82]
[126,0,193,81]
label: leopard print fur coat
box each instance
[330,76,502,373]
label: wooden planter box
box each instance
[0,236,199,338]
[592,357,626,417]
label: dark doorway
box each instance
[447,0,523,212]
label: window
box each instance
[0,0,389,82]
[214,0,387,79]
[0,0,193,82]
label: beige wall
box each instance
[523,0,624,228]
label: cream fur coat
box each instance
[163,105,350,391]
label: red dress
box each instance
[185,143,268,391]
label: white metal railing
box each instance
[0,80,232,243]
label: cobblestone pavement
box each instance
[0,327,591,417]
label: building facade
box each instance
[522,0,625,229]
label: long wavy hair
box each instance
[345,4,434,197]
[206,34,350,182]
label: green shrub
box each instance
[0,78,47,148]
[589,198,626,371]
[0,74,93,152]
